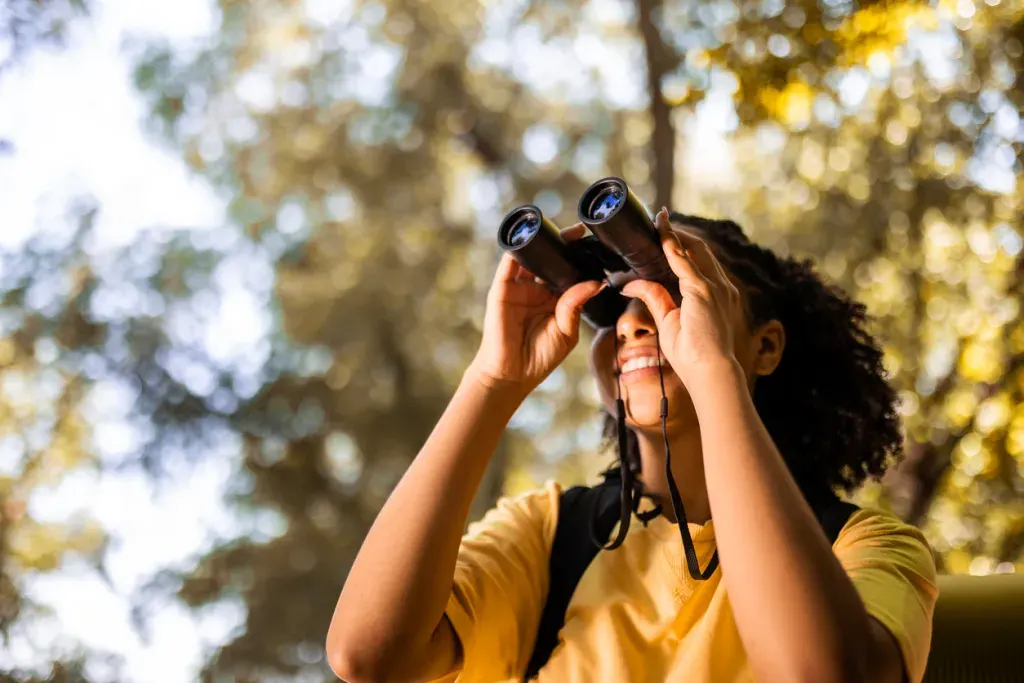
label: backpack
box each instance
[523,467,860,680]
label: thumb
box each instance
[555,280,606,338]
[620,279,677,328]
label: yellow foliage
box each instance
[1010,325,1024,355]
[834,1,939,66]
[760,81,814,130]
[975,393,1012,435]
[0,337,15,365]
[1005,425,1024,457]
[946,548,972,573]
[801,23,826,46]
[7,517,105,572]
[687,49,710,70]
[945,387,979,429]
[959,340,1004,383]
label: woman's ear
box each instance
[752,319,785,377]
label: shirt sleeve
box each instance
[832,508,939,683]
[428,480,562,683]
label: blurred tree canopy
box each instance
[0,0,90,155]
[1,0,1022,680]
[1,0,89,66]
[0,5,114,682]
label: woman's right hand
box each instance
[468,224,607,397]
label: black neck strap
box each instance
[589,347,636,550]
[597,331,718,580]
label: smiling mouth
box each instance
[618,355,666,376]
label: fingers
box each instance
[620,279,677,327]
[654,207,680,252]
[489,255,554,310]
[680,235,738,303]
[655,207,732,298]
[671,250,716,301]
[555,280,606,338]
[657,216,698,285]
[495,253,521,283]
[500,254,546,288]
[497,254,546,287]
[561,222,587,242]
[514,266,542,285]
[668,229,718,283]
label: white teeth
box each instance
[620,356,662,374]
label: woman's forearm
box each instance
[691,360,875,683]
[326,369,526,682]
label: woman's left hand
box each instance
[620,207,744,390]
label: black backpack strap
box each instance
[524,478,859,680]
[524,473,621,680]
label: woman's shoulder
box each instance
[464,479,564,546]
[834,508,939,683]
[487,479,564,517]
[832,506,938,584]
[836,506,929,543]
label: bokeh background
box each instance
[1,0,1022,680]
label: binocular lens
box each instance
[507,214,541,246]
[587,187,625,221]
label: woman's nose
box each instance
[616,299,657,342]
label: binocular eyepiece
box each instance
[497,177,676,328]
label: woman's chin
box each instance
[624,412,666,431]
[622,382,696,429]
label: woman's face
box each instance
[588,224,763,431]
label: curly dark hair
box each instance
[602,212,904,499]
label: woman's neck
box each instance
[633,424,711,525]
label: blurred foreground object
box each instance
[924,573,1024,682]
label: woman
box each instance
[326,208,938,683]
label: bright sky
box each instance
[0,2,243,681]
[0,2,224,250]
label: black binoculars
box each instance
[497,177,676,328]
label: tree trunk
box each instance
[636,0,676,211]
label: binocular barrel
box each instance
[497,206,589,293]
[577,177,676,290]
[496,177,673,328]
[497,204,625,328]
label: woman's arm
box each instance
[621,209,905,683]
[326,371,526,683]
[327,247,604,683]
[691,360,904,683]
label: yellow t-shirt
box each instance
[433,480,938,683]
